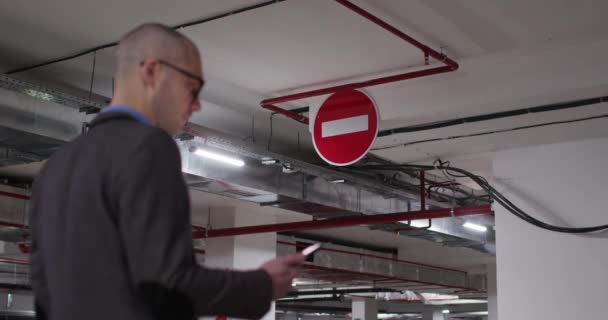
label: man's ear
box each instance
[139,59,159,89]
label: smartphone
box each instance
[301,243,322,256]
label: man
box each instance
[29,23,304,320]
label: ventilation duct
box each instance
[0,74,495,252]
[0,75,98,166]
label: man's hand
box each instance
[260,254,306,300]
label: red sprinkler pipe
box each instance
[261,0,459,123]
[0,191,30,200]
[0,257,30,265]
[0,221,28,229]
[192,205,491,238]
[334,0,458,69]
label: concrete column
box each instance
[233,207,277,320]
[493,137,608,320]
[0,293,33,313]
[276,312,298,320]
[351,296,378,320]
[203,207,237,269]
[203,206,278,320]
[0,243,33,315]
[487,263,498,320]
[422,309,444,320]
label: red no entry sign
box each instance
[312,89,379,166]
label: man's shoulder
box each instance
[44,120,176,171]
[96,120,181,162]
[94,117,164,140]
[88,118,176,149]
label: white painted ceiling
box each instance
[2,0,608,164]
[2,0,607,270]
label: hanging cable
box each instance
[267,113,275,151]
[434,159,457,217]
[88,51,97,102]
[377,95,608,138]
[372,114,608,151]
[3,0,285,75]
[358,163,608,233]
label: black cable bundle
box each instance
[359,163,608,234]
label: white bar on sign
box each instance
[322,115,368,138]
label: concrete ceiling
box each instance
[2,0,608,165]
[0,0,605,275]
[0,0,268,69]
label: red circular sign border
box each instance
[312,89,379,166]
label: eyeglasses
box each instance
[141,59,205,103]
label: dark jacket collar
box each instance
[89,111,141,129]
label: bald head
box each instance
[110,23,203,135]
[114,23,198,81]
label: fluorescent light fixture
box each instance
[329,179,345,184]
[193,149,244,167]
[463,222,487,232]
[442,309,450,314]
[261,159,278,165]
[279,294,334,301]
[427,299,487,305]
[399,219,431,228]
